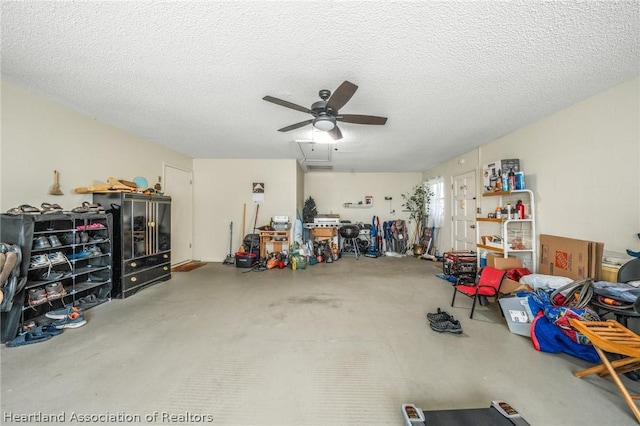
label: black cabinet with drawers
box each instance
[94,193,171,298]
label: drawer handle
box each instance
[163,254,168,259]
[130,277,137,282]
[163,266,168,271]
[130,262,137,268]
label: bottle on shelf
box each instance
[516,172,526,190]
[508,168,516,191]
[502,173,509,192]
[516,200,525,219]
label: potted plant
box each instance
[401,184,434,255]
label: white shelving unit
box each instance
[476,189,537,272]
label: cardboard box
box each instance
[499,295,535,337]
[312,227,337,238]
[489,256,531,294]
[600,265,620,282]
[501,158,521,176]
[539,234,604,280]
[482,160,503,192]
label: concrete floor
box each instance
[1,257,638,425]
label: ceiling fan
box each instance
[263,81,387,140]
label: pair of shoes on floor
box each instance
[20,320,63,336]
[45,305,83,320]
[6,321,63,348]
[51,310,86,329]
[426,308,463,334]
[6,331,53,347]
[7,322,66,347]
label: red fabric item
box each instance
[505,267,532,282]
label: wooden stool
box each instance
[569,319,640,423]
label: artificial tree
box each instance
[303,196,317,224]
[401,184,434,254]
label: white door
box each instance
[452,171,477,251]
[164,164,193,266]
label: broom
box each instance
[223,222,235,265]
[49,170,63,195]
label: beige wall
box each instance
[4,76,638,265]
[424,76,640,256]
[421,149,481,255]
[1,81,192,211]
[304,172,423,232]
[192,159,298,261]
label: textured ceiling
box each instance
[2,1,639,172]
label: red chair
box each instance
[451,266,507,318]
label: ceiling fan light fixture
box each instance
[312,115,336,131]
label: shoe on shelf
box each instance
[76,222,106,231]
[35,270,66,281]
[48,252,71,268]
[32,236,51,250]
[67,250,90,260]
[28,288,48,307]
[45,282,67,301]
[89,234,107,244]
[48,235,63,248]
[60,232,80,245]
[426,308,454,323]
[53,311,86,329]
[87,270,110,283]
[74,294,102,309]
[80,232,90,244]
[45,305,82,320]
[29,254,51,269]
[41,203,64,214]
[430,317,463,334]
[86,245,102,257]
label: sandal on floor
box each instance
[6,331,53,347]
[33,324,64,337]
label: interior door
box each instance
[452,171,477,251]
[164,164,193,266]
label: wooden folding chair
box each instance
[569,319,640,423]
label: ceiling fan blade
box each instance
[277,119,313,132]
[328,125,343,140]
[337,114,388,125]
[263,96,315,115]
[326,81,358,112]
